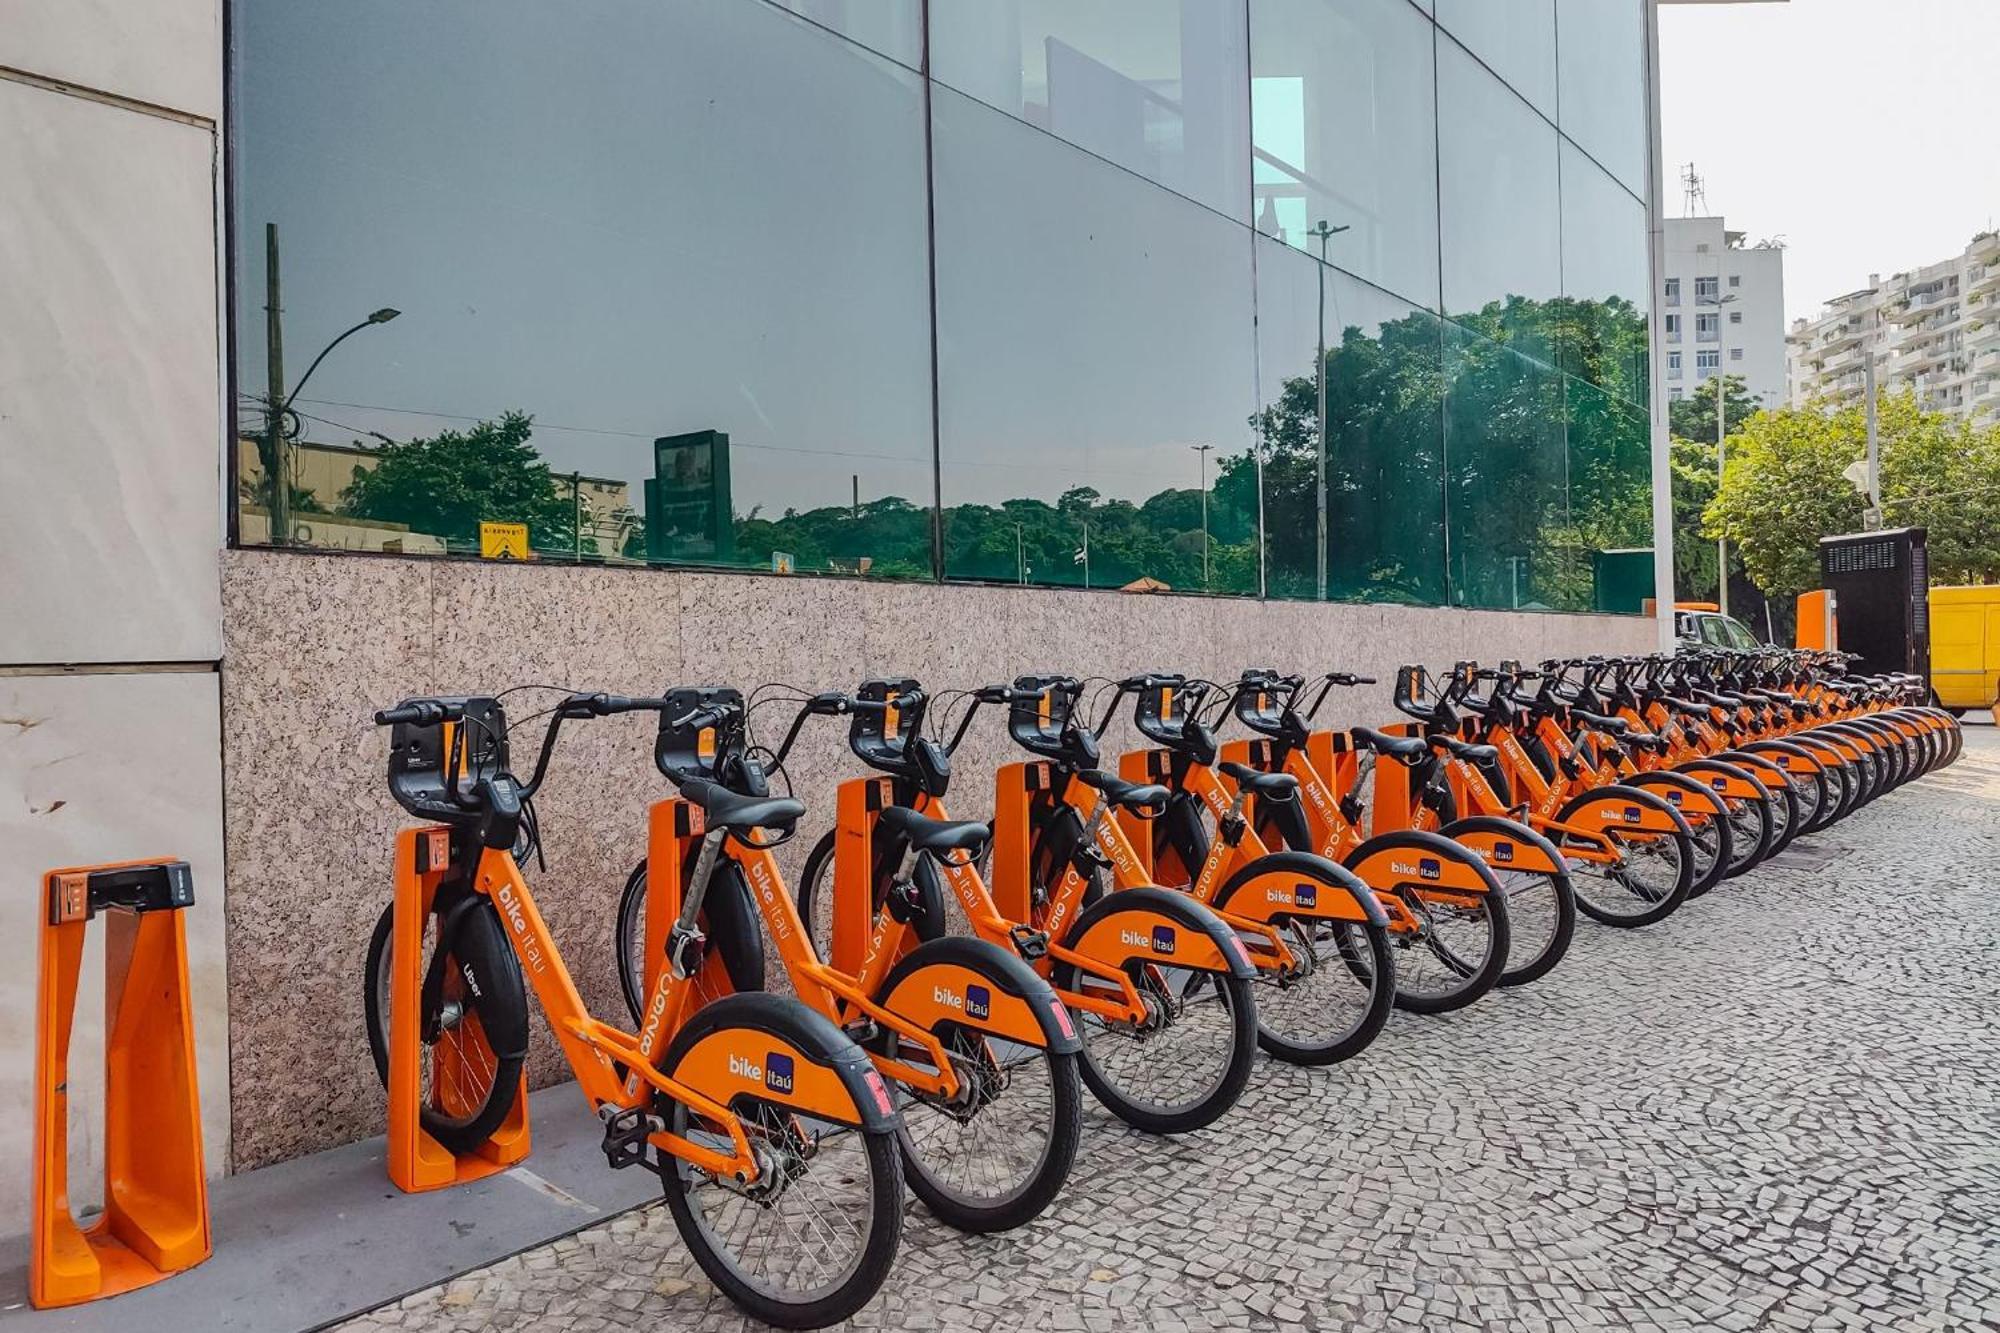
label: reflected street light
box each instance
[1308,219,1349,602]
[262,221,401,547]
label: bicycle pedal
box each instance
[843,1018,880,1046]
[1008,924,1051,961]
[600,1106,661,1173]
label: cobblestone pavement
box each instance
[343,728,2000,1333]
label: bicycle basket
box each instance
[386,696,509,822]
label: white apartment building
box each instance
[1787,230,2000,422]
[1659,216,1788,407]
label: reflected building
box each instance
[228,0,1661,612]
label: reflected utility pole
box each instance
[265,224,288,546]
[1191,442,1214,590]
[1308,220,1349,601]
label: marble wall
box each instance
[220,547,1655,1168]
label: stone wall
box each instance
[219,547,1655,1168]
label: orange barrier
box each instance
[33,859,209,1309]
[387,828,530,1193]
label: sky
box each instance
[1660,0,2000,326]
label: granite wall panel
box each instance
[220,548,1653,1167]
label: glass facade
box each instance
[228,0,1654,613]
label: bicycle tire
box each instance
[363,898,528,1157]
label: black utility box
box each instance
[1819,527,1929,677]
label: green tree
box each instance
[1668,373,1758,444]
[1706,389,2000,598]
[340,411,588,555]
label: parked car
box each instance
[1674,605,1762,650]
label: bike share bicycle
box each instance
[784,678,1262,1134]
[1398,663,1699,928]
[611,687,1083,1233]
[1217,668,1578,989]
[362,692,902,1328]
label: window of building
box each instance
[1696,312,1719,339]
[933,0,1250,222]
[1669,387,1684,401]
[1729,310,1742,324]
[1250,0,1440,306]
[1695,275,1720,301]
[1664,277,1680,305]
[1729,348,1743,361]
[1696,349,1721,371]
[1437,35,1560,347]
[1728,274,1741,288]
[1668,351,1682,376]
[1665,313,1681,336]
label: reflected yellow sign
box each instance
[480,522,530,560]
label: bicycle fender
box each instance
[1437,816,1566,877]
[1673,759,1769,802]
[1062,886,1257,980]
[1210,850,1386,927]
[665,991,898,1134]
[875,935,1082,1055]
[1556,785,1692,837]
[1342,829,1502,897]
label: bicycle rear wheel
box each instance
[363,897,528,1157]
[1554,788,1693,928]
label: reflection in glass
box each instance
[1443,324,1571,610]
[230,0,935,575]
[768,0,922,69]
[1253,236,1445,604]
[1555,0,1649,196]
[1565,376,1653,611]
[1559,141,1650,404]
[1249,0,1441,310]
[928,0,1251,221]
[1433,0,1556,117]
[1437,35,1562,363]
[932,88,1257,595]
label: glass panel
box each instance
[230,0,934,576]
[1565,375,1653,614]
[768,0,922,68]
[1434,0,1556,117]
[1437,35,1562,365]
[1253,236,1446,605]
[928,0,1251,222]
[932,88,1258,595]
[1559,141,1650,405]
[1555,0,1648,196]
[1249,0,1441,310]
[1443,324,1571,610]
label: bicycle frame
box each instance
[634,797,998,1105]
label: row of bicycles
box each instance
[363,646,1955,1327]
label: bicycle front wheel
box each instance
[363,897,528,1157]
[659,997,903,1330]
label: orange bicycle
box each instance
[362,692,903,1328]
[1108,674,1513,1016]
[785,678,1262,1133]
[612,687,1084,1234]
[1398,664,1698,928]
[1217,669,1577,989]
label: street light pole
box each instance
[1712,292,1737,617]
[1308,220,1347,602]
[1192,442,1214,591]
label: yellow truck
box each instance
[1929,585,2000,715]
